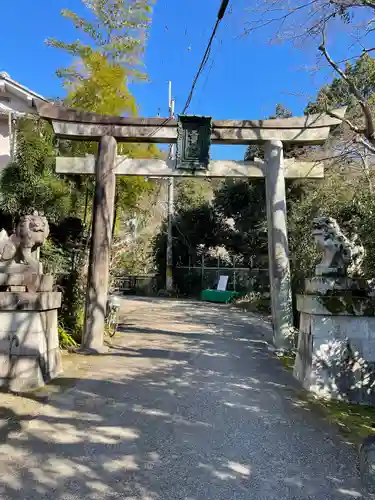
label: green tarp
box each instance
[200,289,243,304]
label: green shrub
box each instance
[58,324,79,349]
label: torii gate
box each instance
[35,101,345,352]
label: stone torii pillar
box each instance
[83,136,117,352]
[265,140,294,350]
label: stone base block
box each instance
[0,273,53,293]
[0,263,43,274]
[0,292,62,392]
[304,277,369,295]
[297,293,375,317]
[360,436,375,493]
[294,293,375,405]
[3,347,62,392]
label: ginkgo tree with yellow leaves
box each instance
[47,0,161,231]
[63,52,138,117]
[47,0,153,81]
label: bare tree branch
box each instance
[355,141,373,192]
[318,38,375,142]
[326,109,365,134]
[355,135,375,154]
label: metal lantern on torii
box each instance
[176,115,212,171]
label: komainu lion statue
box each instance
[312,216,364,277]
[0,211,49,271]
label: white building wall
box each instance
[0,75,45,174]
[0,94,39,174]
[0,119,10,172]
[1,94,35,115]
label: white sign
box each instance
[217,275,229,291]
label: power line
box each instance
[182,0,230,114]
[196,35,224,108]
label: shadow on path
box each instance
[0,298,369,499]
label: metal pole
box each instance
[201,254,204,289]
[166,81,175,292]
[166,176,174,291]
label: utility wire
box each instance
[196,35,224,108]
[182,0,230,114]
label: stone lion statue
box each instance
[312,216,364,277]
[0,211,49,271]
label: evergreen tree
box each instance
[0,117,71,222]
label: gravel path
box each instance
[0,297,370,499]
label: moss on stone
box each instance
[321,295,346,314]
[318,290,375,316]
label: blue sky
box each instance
[0,0,368,159]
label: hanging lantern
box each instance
[176,115,212,171]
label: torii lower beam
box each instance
[56,157,324,178]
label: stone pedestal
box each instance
[0,291,62,392]
[294,277,375,404]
